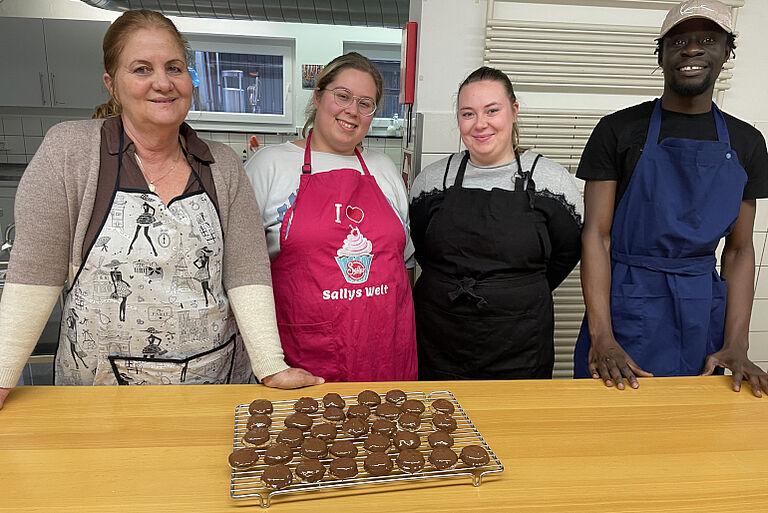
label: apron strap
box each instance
[301,130,371,176]
[711,102,731,145]
[611,249,715,275]
[452,151,471,187]
[645,99,731,152]
[441,152,456,189]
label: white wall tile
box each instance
[750,299,768,330]
[41,118,60,135]
[754,198,768,233]
[209,132,229,143]
[229,133,247,149]
[24,136,43,155]
[3,136,25,154]
[748,332,768,361]
[21,117,43,137]
[7,154,27,164]
[385,137,403,148]
[2,117,23,136]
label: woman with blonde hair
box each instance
[246,52,417,382]
[0,9,318,409]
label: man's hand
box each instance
[588,333,653,390]
[0,387,10,410]
[261,368,324,389]
[702,348,768,397]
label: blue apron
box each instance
[574,100,747,377]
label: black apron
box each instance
[414,151,554,380]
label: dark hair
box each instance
[94,9,190,118]
[654,32,737,61]
[302,52,384,137]
[457,66,520,150]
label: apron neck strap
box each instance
[711,102,731,145]
[302,130,371,175]
[453,151,471,187]
[645,99,731,152]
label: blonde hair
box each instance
[94,9,190,118]
[457,66,520,150]
[302,52,384,138]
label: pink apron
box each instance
[270,133,417,382]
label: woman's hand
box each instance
[588,333,653,390]
[0,387,10,410]
[262,368,325,389]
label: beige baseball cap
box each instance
[659,0,734,38]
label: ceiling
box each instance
[80,0,409,28]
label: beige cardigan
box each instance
[0,120,288,387]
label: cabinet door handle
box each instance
[39,72,47,105]
[50,73,63,105]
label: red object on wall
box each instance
[399,22,417,105]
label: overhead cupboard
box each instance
[0,18,110,110]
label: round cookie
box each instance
[263,442,293,465]
[276,427,304,449]
[248,399,273,415]
[364,452,394,476]
[375,402,402,421]
[295,459,326,483]
[396,449,425,473]
[330,440,358,458]
[310,422,338,442]
[329,457,358,479]
[246,414,272,430]
[460,445,490,467]
[285,412,313,431]
[385,389,407,405]
[430,398,455,415]
[347,404,371,420]
[323,406,346,424]
[393,430,420,452]
[242,426,270,448]
[342,417,369,438]
[398,412,421,432]
[228,447,260,470]
[323,392,345,409]
[371,419,397,438]
[363,433,391,453]
[427,430,454,448]
[294,396,319,414]
[261,464,292,489]
[429,446,458,470]
[300,437,328,459]
[401,399,425,416]
[432,413,457,433]
[357,389,381,407]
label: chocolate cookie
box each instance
[430,398,455,415]
[460,445,490,467]
[310,422,338,442]
[323,392,345,409]
[398,412,421,431]
[248,399,273,415]
[228,447,260,470]
[330,440,358,458]
[364,452,394,476]
[385,389,407,405]
[276,427,304,449]
[401,399,425,416]
[427,430,454,448]
[431,413,457,433]
[342,417,369,438]
[429,446,458,470]
[347,404,371,420]
[263,442,293,465]
[393,430,420,451]
[285,412,313,431]
[375,402,402,421]
[363,433,391,453]
[323,406,346,424]
[246,414,272,430]
[295,459,326,483]
[261,464,292,489]
[371,419,397,438]
[357,389,382,407]
[300,437,328,459]
[396,449,425,473]
[294,396,319,414]
[329,457,358,479]
[242,427,270,448]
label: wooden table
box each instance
[1,377,767,512]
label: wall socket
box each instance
[0,141,8,151]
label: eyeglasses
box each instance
[322,87,377,117]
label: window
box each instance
[343,42,403,121]
[184,34,294,129]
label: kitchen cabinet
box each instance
[0,18,109,109]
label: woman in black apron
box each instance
[410,67,583,380]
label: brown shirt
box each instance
[84,116,220,255]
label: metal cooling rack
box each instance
[229,390,504,508]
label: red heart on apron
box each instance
[346,205,364,223]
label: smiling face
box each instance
[659,18,729,99]
[103,27,192,133]
[310,67,377,155]
[457,80,519,167]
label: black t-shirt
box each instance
[576,99,768,206]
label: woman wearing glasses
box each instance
[245,52,417,382]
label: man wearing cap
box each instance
[574,0,768,396]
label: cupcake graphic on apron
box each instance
[335,227,374,284]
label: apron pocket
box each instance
[107,334,237,385]
[278,321,344,382]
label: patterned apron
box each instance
[54,131,250,385]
